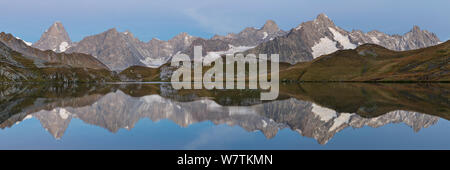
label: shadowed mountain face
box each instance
[0,40,116,82]
[0,32,109,70]
[1,83,447,144]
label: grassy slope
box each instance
[281,41,450,82]
[119,65,162,81]
[1,51,117,82]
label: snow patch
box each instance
[24,115,33,120]
[24,41,32,46]
[140,57,169,68]
[328,27,356,49]
[329,113,353,132]
[14,114,34,125]
[141,44,255,67]
[141,95,165,103]
[312,104,337,122]
[58,108,70,120]
[184,35,192,44]
[203,45,255,64]
[262,120,267,128]
[203,100,223,110]
[15,37,32,46]
[311,37,338,58]
[59,41,69,52]
[262,32,268,39]
[295,25,302,30]
[228,106,257,115]
[370,36,380,44]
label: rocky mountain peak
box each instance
[167,32,197,54]
[211,34,221,39]
[367,30,383,34]
[404,25,438,38]
[33,21,72,52]
[295,13,336,33]
[173,32,189,39]
[242,27,258,32]
[169,32,195,44]
[104,28,119,35]
[261,20,280,33]
[412,25,421,32]
[316,13,329,19]
[149,37,162,43]
[49,21,65,33]
[123,30,134,37]
[102,28,132,42]
[397,25,441,50]
[311,13,335,27]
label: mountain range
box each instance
[0,13,447,82]
[247,14,441,64]
[29,13,441,70]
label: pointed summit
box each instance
[104,28,119,35]
[170,32,195,43]
[316,13,329,19]
[314,13,334,25]
[174,32,189,38]
[261,20,280,33]
[33,21,72,52]
[100,28,124,41]
[400,25,441,50]
[412,25,421,32]
[169,32,196,49]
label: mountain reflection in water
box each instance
[0,83,449,147]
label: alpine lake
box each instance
[0,82,448,149]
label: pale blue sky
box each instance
[0,0,448,42]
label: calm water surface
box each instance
[0,83,449,149]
